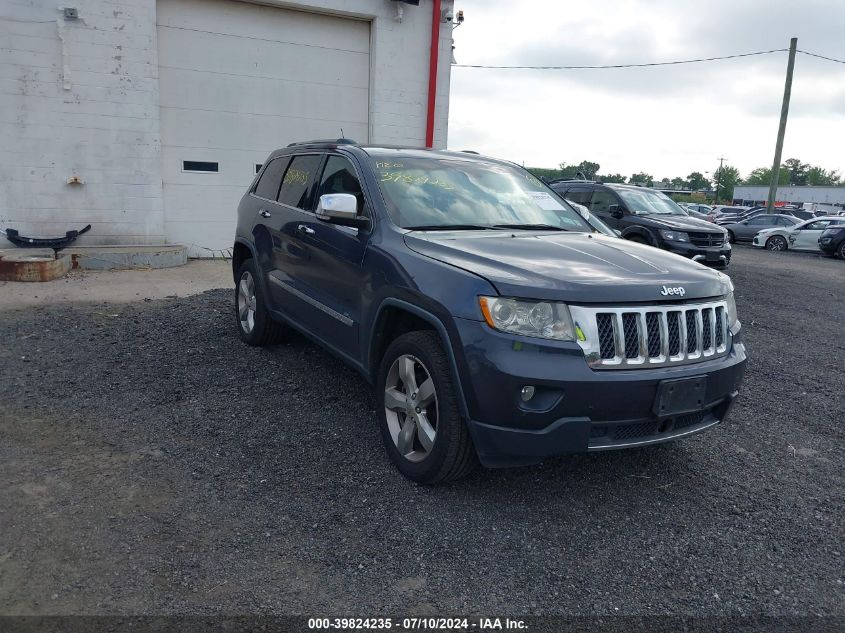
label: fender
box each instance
[621,226,655,244]
[369,298,471,420]
[233,236,270,296]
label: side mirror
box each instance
[316,194,369,228]
[741,221,748,225]
[608,204,624,219]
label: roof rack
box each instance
[286,138,359,147]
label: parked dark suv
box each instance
[819,223,845,259]
[232,141,747,483]
[551,181,731,267]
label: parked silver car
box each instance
[752,216,845,252]
[724,214,799,243]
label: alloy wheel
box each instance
[383,354,438,463]
[767,236,786,251]
[237,271,257,334]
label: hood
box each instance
[641,214,726,233]
[404,231,731,303]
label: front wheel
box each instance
[376,331,476,484]
[766,235,788,251]
[838,241,845,259]
[727,230,736,244]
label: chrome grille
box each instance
[570,300,730,369]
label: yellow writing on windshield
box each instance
[379,171,455,190]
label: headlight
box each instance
[660,230,690,242]
[479,296,575,341]
[725,290,739,331]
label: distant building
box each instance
[733,185,845,207]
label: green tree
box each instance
[576,161,601,180]
[805,166,841,186]
[671,177,687,189]
[713,164,740,202]
[630,172,653,187]
[597,173,627,183]
[686,172,710,191]
[744,167,789,186]
[782,158,809,185]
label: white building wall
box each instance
[733,185,845,205]
[0,0,454,248]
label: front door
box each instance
[790,220,831,250]
[590,189,624,229]
[290,154,372,359]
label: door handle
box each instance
[259,209,272,218]
[298,224,315,235]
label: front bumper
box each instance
[818,237,839,255]
[454,318,747,468]
[662,240,731,267]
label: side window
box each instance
[805,220,830,231]
[563,189,591,206]
[317,156,364,213]
[253,157,289,200]
[590,190,617,213]
[278,154,323,210]
[776,216,793,226]
[748,216,769,225]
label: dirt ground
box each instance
[0,246,842,617]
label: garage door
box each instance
[156,0,370,256]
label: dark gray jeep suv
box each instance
[232,140,747,483]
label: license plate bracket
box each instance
[705,249,721,262]
[653,376,707,417]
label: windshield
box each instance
[616,189,688,216]
[372,157,592,232]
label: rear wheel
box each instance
[235,259,286,346]
[838,241,845,259]
[766,235,788,251]
[376,331,476,484]
[727,230,736,244]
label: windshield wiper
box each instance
[491,223,568,231]
[404,224,497,231]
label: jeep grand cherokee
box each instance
[232,140,747,483]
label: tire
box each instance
[626,234,649,245]
[376,331,476,484]
[766,235,788,252]
[234,259,287,346]
[727,230,736,244]
[838,241,845,260]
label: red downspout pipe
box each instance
[425,0,442,148]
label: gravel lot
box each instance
[1,246,843,617]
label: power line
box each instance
[452,48,788,70]
[797,49,845,64]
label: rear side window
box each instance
[278,154,323,210]
[254,157,289,200]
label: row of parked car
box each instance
[541,180,845,266]
[679,202,845,259]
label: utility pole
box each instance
[767,37,798,213]
[714,156,726,204]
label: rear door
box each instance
[739,215,776,240]
[264,153,325,315]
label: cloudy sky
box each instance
[446,0,845,181]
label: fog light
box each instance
[520,385,535,402]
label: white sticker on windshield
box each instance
[528,191,565,211]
